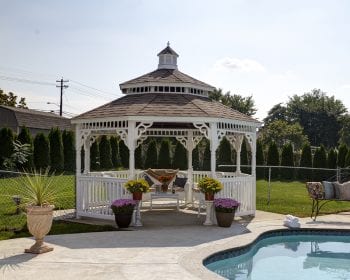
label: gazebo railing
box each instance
[76,175,130,220]
[217,176,255,216]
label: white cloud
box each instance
[213,57,266,73]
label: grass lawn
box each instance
[256,180,350,217]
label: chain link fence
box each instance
[0,170,75,236]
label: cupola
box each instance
[157,42,179,70]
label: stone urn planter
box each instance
[25,205,54,254]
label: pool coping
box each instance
[179,224,350,280]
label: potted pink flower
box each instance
[214,198,240,227]
[111,198,136,228]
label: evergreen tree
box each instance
[33,133,50,170]
[16,126,33,170]
[110,136,121,168]
[280,142,294,180]
[240,138,250,174]
[48,128,64,172]
[192,146,200,171]
[298,143,312,181]
[0,127,15,168]
[256,140,265,179]
[345,150,350,170]
[144,140,158,168]
[118,139,129,168]
[99,135,112,170]
[62,130,75,172]
[266,141,279,180]
[158,139,171,168]
[337,143,348,168]
[217,137,232,172]
[313,145,327,181]
[173,141,187,170]
[327,148,338,180]
[90,141,100,170]
[135,145,143,169]
[202,140,211,171]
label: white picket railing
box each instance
[76,175,130,220]
[217,176,255,216]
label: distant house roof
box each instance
[0,105,72,131]
[119,68,215,89]
[73,93,259,123]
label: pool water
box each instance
[205,231,350,280]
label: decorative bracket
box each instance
[193,122,209,139]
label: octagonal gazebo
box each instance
[71,43,261,225]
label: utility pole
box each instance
[56,78,69,116]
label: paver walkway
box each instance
[1,210,350,280]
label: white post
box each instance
[127,121,136,179]
[186,130,194,204]
[75,125,82,219]
[83,137,90,174]
[209,123,218,178]
[236,145,242,174]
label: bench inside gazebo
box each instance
[71,43,261,226]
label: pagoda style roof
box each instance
[119,68,214,89]
[72,93,259,123]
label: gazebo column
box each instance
[186,130,194,204]
[83,137,90,174]
[235,135,244,175]
[209,123,219,178]
[127,121,136,179]
[75,126,82,219]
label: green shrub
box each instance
[135,145,143,169]
[327,148,338,179]
[0,127,14,168]
[62,130,75,172]
[267,141,279,180]
[144,140,158,168]
[192,146,200,171]
[118,139,129,168]
[33,133,50,170]
[202,140,211,171]
[217,137,232,172]
[158,139,171,168]
[99,135,112,169]
[16,126,33,170]
[280,142,294,180]
[110,136,121,168]
[90,141,100,170]
[337,143,348,168]
[49,128,64,172]
[173,141,187,170]
[313,145,327,181]
[241,138,250,174]
[256,140,265,179]
[298,143,312,181]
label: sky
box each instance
[0,0,349,121]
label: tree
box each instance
[90,141,100,170]
[48,128,64,172]
[173,141,187,170]
[217,137,232,172]
[158,139,171,168]
[313,145,327,181]
[0,89,27,108]
[62,130,75,172]
[266,141,279,180]
[209,88,257,116]
[240,138,250,174]
[345,150,350,169]
[17,126,33,170]
[256,140,265,179]
[135,145,143,169]
[99,135,112,170]
[287,89,347,147]
[192,145,200,171]
[3,140,31,170]
[110,136,121,168]
[0,128,15,169]
[338,115,350,146]
[259,120,308,151]
[118,139,129,168]
[280,142,294,180]
[263,103,289,125]
[337,143,348,168]
[144,140,158,168]
[33,133,50,170]
[327,148,338,180]
[202,140,211,171]
[298,143,312,181]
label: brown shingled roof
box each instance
[119,69,215,89]
[0,105,71,130]
[73,93,259,123]
[157,46,179,56]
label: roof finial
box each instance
[167,41,170,47]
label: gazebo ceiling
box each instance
[72,93,259,123]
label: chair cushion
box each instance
[322,181,335,199]
[143,175,154,187]
[333,182,342,199]
[338,181,350,200]
[173,177,187,188]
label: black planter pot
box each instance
[114,212,133,228]
[216,211,235,227]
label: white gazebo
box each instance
[71,43,261,225]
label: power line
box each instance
[0,75,56,86]
[70,79,120,98]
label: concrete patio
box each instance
[1,210,350,280]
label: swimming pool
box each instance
[204,229,350,280]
